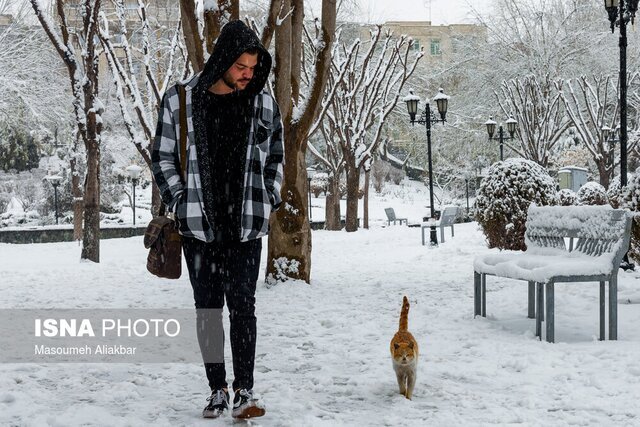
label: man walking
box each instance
[152,20,284,419]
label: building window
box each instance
[430,39,441,56]
[412,39,421,52]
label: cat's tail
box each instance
[399,296,410,331]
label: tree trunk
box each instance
[290,0,303,102]
[345,160,359,232]
[70,154,83,241]
[180,0,205,72]
[151,181,162,217]
[266,149,312,282]
[266,0,336,283]
[325,172,341,230]
[81,142,100,262]
[597,161,611,190]
[363,168,370,229]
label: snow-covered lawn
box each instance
[2,216,640,426]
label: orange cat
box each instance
[390,296,419,400]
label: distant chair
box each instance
[385,208,408,226]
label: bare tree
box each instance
[98,0,185,216]
[557,74,640,188]
[265,0,337,283]
[308,26,421,232]
[496,75,570,167]
[30,0,104,262]
[179,0,239,72]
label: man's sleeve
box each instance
[264,99,285,211]
[151,88,184,210]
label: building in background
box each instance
[381,21,487,63]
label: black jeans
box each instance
[182,237,262,392]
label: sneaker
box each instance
[232,389,266,419]
[203,388,229,418]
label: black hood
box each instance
[196,20,272,96]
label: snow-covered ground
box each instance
[1,183,640,426]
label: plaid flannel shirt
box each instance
[151,75,284,242]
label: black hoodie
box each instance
[190,20,273,238]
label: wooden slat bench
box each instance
[473,205,632,343]
[421,206,458,245]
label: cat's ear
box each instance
[394,343,400,350]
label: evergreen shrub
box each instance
[474,158,558,250]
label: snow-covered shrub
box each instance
[371,161,390,193]
[310,172,328,197]
[558,188,578,206]
[606,174,632,208]
[616,171,640,262]
[474,158,558,250]
[577,181,608,205]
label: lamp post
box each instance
[45,175,62,225]
[404,88,449,246]
[485,116,517,161]
[126,164,142,226]
[464,173,471,217]
[306,167,316,222]
[605,0,638,187]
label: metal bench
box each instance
[421,206,458,245]
[385,208,407,226]
[473,205,631,343]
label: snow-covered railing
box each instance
[473,205,632,343]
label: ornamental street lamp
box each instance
[126,164,143,226]
[463,171,473,218]
[45,175,62,225]
[605,0,639,187]
[485,116,517,161]
[404,88,449,246]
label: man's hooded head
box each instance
[197,20,272,96]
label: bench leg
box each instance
[481,274,486,317]
[600,281,605,341]
[451,225,455,238]
[421,228,426,246]
[609,275,618,340]
[545,281,554,343]
[440,226,445,243]
[474,271,481,317]
[536,282,544,340]
[528,281,535,319]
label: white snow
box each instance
[1,185,640,425]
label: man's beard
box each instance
[223,74,250,91]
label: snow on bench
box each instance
[473,205,632,343]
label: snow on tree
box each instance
[557,188,578,206]
[557,74,640,189]
[265,0,338,284]
[495,75,570,167]
[0,6,70,134]
[97,0,185,215]
[29,0,104,262]
[475,158,558,251]
[307,26,422,231]
[577,181,609,206]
